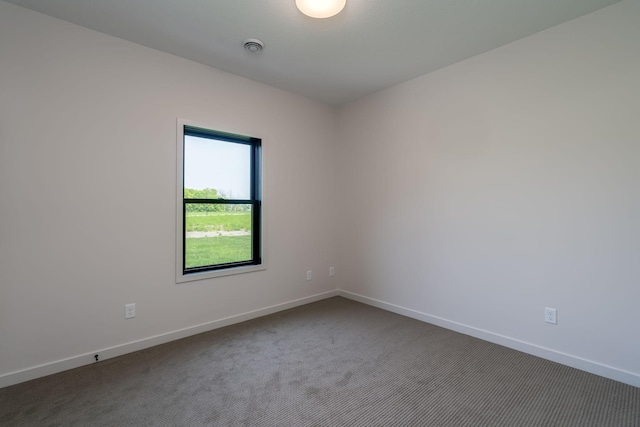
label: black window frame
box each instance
[181,124,262,275]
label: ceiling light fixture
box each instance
[295,0,346,18]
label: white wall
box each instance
[0,1,337,386]
[337,0,640,386]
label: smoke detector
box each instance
[243,39,264,53]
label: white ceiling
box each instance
[5,0,621,106]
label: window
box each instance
[176,119,263,282]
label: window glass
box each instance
[184,204,253,269]
[184,136,251,200]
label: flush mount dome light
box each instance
[296,0,346,18]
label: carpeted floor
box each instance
[1,297,639,426]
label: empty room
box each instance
[1,0,639,425]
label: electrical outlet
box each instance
[125,303,136,319]
[329,266,335,277]
[306,270,312,281]
[545,307,557,324]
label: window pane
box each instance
[185,204,252,268]
[184,135,251,200]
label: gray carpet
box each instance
[1,297,638,426]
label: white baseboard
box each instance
[0,290,339,388]
[338,290,640,389]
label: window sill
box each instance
[176,262,267,284]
